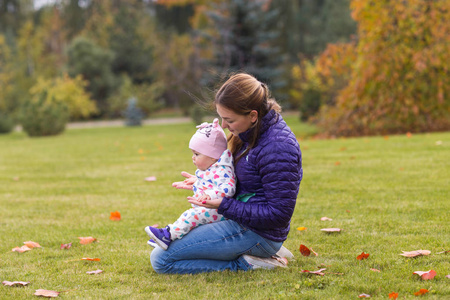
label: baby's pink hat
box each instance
[189,118,227,159]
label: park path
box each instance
[67,117,191,129]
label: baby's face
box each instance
[191,150,217,171]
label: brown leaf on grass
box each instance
[320,217,332,221]
[81,258,101,261]
[334,161,341,166]
[358,294,371,298]
[300,268,326,276]
[357,252,370,260]
[109,211,121,221]
[24,241,41,248]
[413,270,436,280]
[414,289,429,296]
[370,268,381,272]
[2,281,30,286]
[296,226,307,231]
[86,269,103,275]
[34,289,60,298]
[388,292,398,299]
[400,250,431,257]
[60,243,72,250]
[12,245,31,253]
[78,237,97,245]
[437,250,449,254]
[321,228,341,233]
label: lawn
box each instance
[0,116,449,299]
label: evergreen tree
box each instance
[204,0,286,100]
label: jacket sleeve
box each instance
[218,139,301,229]
[204,165,236,199]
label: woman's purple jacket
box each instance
[218,110,303,242]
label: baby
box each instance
[145,118,236,250]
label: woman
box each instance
[150,73,302,274]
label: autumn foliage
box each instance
[305,0,450,136]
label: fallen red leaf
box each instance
[320,217,332,221]
[109,211,121,221]
[400,250,431,257]
[301,268,326,276]
[86,269,103,275]
[23,241,41,248]
[34,289,60,298]
[60,243,72,250]
[388,292,399,299]
[78,237,97,245]
[299,244,311,256]
[2,281,30,286]
[413,270,436,280]
[12,245,31,253]
[334,161,341,166]
[296,226,307,231]
[81,258,101,261]
[358,294,371,298]
[321,228,341,233]
[357,252,370,260]
[414,289,429,296]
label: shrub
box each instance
[21,92,69,137]
[190,105,205,125]
[0,112,14,134]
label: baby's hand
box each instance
[172,171,196,190]
[187,195,221,209]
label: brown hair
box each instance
[215,73,281,162]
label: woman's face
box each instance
[216,104,258,136]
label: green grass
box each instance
[0,116,448,299]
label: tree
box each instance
[315,0,450,136]
[202,0,286,100]
[66,36,118,116]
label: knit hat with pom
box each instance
[189,118,227,159]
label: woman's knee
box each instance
[150,249,168,274]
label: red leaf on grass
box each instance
[299,244,311,256]
[78,237,97,245]
[86,269,103,275]
[301,268,326,276]
[24,241,41,248]
[400,250,431,257]
[109,211,121,221]
[2,281,30,286]
[414,289,429,296]
[388,292,398,299]
[413,270,436,280]
[321,228,341,233]
[296,226,307,231]
[60,243,72,250]
[34,289,60,298]
[12,245,31,253]
[358,294,371,298]
[81,258,101,261]
[357,252,370,260]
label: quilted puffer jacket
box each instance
[218,110,302,242]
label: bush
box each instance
[21,92,69,137]
[190,105,205,125]
[0,112,14,134]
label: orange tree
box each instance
[315,0,450,136]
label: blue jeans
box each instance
[150,220,283,274]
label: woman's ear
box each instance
[250,110,258,123]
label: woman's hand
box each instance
[187,195,223,209]
[172,171,196,190]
